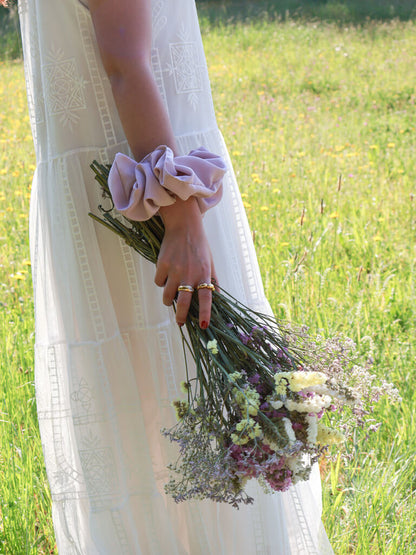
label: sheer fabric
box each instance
[19,0,333,552]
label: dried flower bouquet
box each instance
[89,160,400,507]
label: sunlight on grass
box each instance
[202,19,415,553]
[1,17,415,554]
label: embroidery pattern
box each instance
[169,42,202,94]
[119,239,146,330]
[151,0,169,110]
[47,345,83,487]
[79,433,118,509]
[110,510,131,554]
[44,48,87,130]
[71,378,94,414]
[166,24,203,110]
[77,5,118,147]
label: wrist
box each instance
[159,197,201,230]
[108,146,226,222]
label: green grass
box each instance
[0,4,21,61]
[196,0,416,23]
[1,14,416,555]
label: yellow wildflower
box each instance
[233,387,260,416]
[233,418,263,443]
[228,371,242,383]
[231,434,249,446]
[172,400,189,420]
[180,381,191,394]
[274,372,292,396]
[206,339,218,355]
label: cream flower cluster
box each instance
[231,418,263,445]
[233,387,261,416]
[282,417,297,444]
[274,370,327,393]
[207,339,219,355]
[228,371,243,383]
[285,395,332,413]
[305,414,318,444]
[271,371,334,414]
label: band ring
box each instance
[197,282,215,291]
[177,285,194,293]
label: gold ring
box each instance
[177,285,194,293]
[197,282,215,291]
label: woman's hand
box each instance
[155,197,218,328]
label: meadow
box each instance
[1,8,416,555]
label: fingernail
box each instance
[178,322,184,327]
[201,321,208,329]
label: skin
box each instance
[88,0,218,328]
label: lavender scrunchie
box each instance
[107,145,227,221]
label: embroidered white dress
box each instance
[19,0,334,553]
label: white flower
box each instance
[269,399,284,410]
[206,339,218,355]
[282,417,296,444]
[305,414,318,444]
[287,455,303,476]
[284,394,332,413]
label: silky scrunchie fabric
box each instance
[108,145,227,221]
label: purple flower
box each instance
[239,333,250,345]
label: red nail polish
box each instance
[178,322,184,327]
[201,321,208,329]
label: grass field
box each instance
[1,10,416,555]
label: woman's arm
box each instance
[88,0,176,161]
[89,0,217,328]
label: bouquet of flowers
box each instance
[89,152,400,507]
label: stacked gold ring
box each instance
[197,282,215,291]
[177,285,194,293]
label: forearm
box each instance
[108,62,178,161]
[89,0,216,327]
[89,0,177,161]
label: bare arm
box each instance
[88,0,176,160]
[89,0,217,328]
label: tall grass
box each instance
[1,15,415,554]
[0,3,21,61]
[196,0,416,24]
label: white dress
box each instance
[19,0,334,553]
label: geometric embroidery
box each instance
[151,0,167,42]
[44,48,87,130]
[169,43,201,92]
[168,42,202,110]
[71,378,94,413]
[79,435,117,499]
